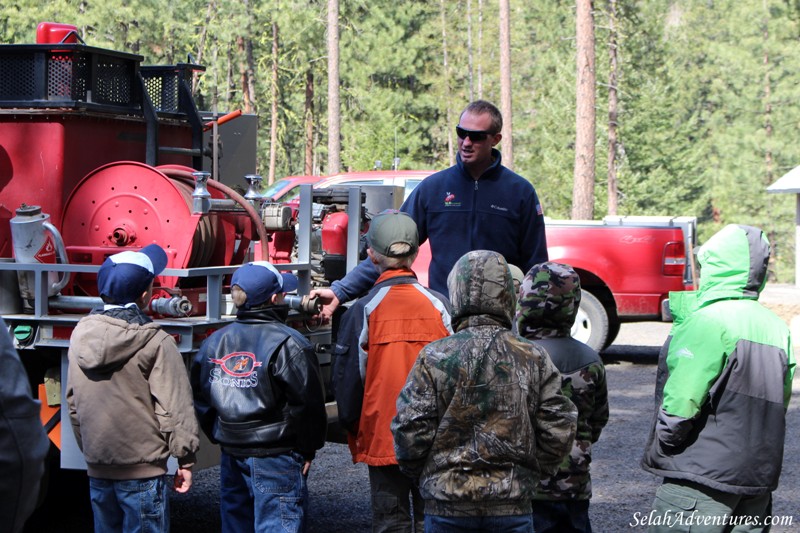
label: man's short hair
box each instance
[461,100,503,134]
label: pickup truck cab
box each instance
[408,215,696,350]
[314,171,697,351]
[544,216,696,349]
[313,170,435,201]
[264,175,324,201]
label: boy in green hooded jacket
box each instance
[641,224,795,532]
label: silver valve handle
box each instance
[192,171,212,198]
[244,174,264,201]
[192,171,212,214]
[284,295,323,314]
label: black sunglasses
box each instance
[456,126,496,142]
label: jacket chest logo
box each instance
[444,191,461,207]
[209,352,263,378]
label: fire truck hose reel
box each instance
[62,162,207,271]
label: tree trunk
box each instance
[440,0,454,166]
[327,0,341,174]
[193,0,216,95]
[478,0,484,99]
[305,69,315,176]
[237,0,257,115]
[762,0,773,185]
[499,0,513,169]
[268,22,279,186]
[237,34,256,114]
[467,0,474,101]
[226,45,234,108]
[211,46,220,111]
[572,0,596,220]
[606,0,619,216]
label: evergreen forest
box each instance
[4,0,800,281]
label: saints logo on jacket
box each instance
[208,352,262,388]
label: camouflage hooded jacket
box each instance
[516,262,609,501]
[392,251,577,517]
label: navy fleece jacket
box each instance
[331,149,548,300]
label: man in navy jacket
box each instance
[312,100,548,317]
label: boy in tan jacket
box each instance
[67,244,199,532]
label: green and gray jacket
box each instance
[641,224,795,495]
[516,262,609,501]
[392,251,577,517]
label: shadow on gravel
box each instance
[600,344,661,365]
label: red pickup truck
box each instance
[406,215,696,351]
[312,171,697,351]
[541,216,695,349]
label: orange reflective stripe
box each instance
[38,384,61,449]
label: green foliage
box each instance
[662,0,800,281]
[612,2,711,220]
[512,2,577,218]
[338,0,440,170]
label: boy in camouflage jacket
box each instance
[392,250,577,532]
[516,262,609,533]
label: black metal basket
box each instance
[140,63,205,115]
[0,44,143,111]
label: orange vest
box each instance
[347,270,451,466]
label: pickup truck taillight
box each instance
[663,241,686,276]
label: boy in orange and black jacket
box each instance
[333,210,452,532]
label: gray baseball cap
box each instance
[366,210,419,257]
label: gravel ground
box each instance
[27,292,800,532]
[170,319,800,533]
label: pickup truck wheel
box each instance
[571,290,609,352]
